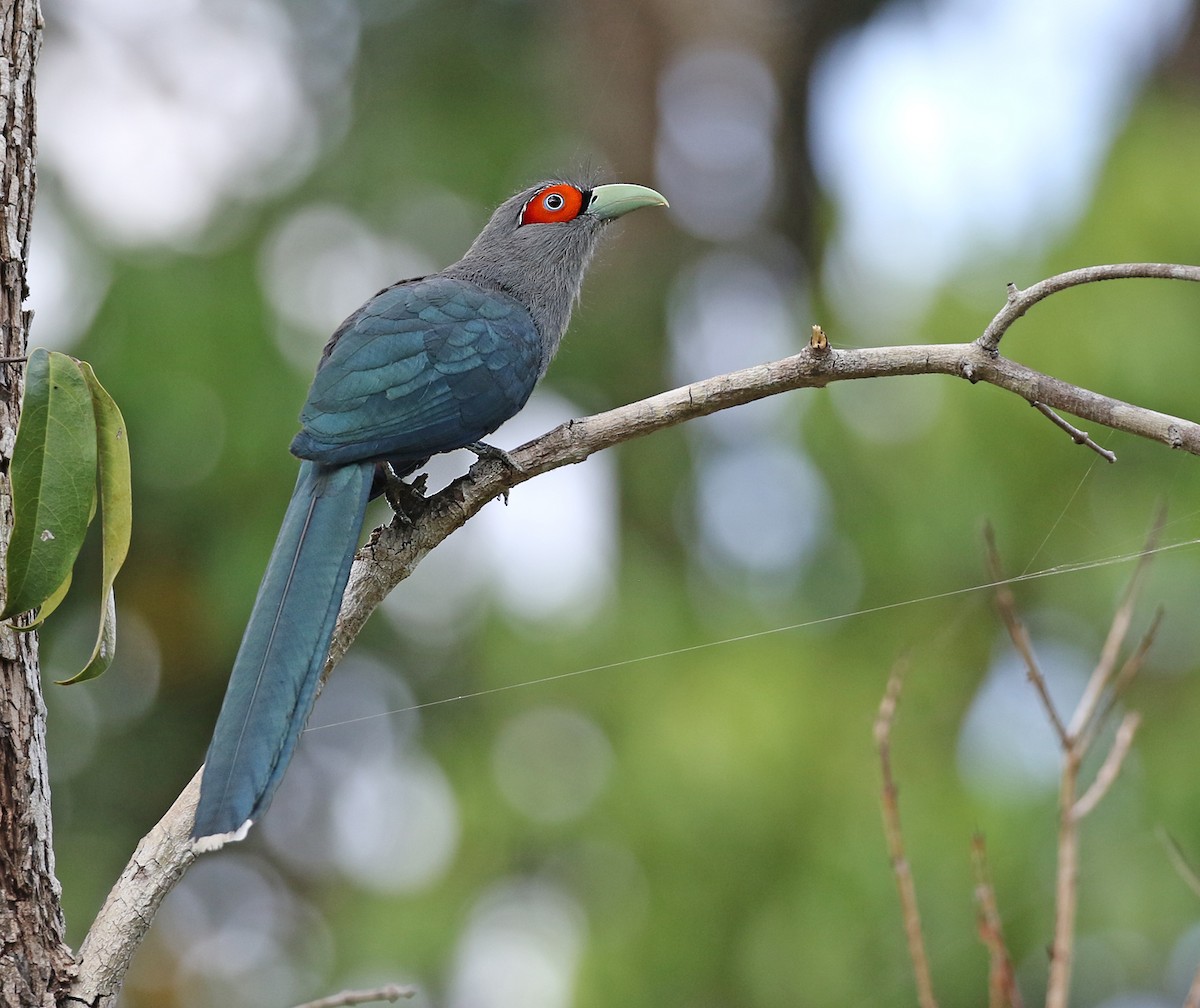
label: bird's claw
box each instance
[379,464,428,524]
[466,441,525,474]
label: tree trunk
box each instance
[0,1,74,1004]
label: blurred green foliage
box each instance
[33,4,1200,1008]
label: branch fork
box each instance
[877,522,1159,1008]
[70,263,1200,1004]
[985,519,1163,1008]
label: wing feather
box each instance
[290,278,543,465]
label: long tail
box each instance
[192,459,373,849]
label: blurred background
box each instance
[30,0,1200,1004]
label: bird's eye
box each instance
[520,184,585,225]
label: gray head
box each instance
[443,179,668,364]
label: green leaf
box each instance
[2,349,97,620]
[59,362,132,684]
[18,570,73,630]
[57,587,116,685]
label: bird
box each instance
[191,178,668,850]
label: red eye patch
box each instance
[520,184,586,225]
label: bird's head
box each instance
[446,179,668,356]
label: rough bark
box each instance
[0,1,74,1005]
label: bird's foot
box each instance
[466,441,525,474]
[377,463,428,524]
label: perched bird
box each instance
[192,179,668,850]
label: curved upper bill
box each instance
[586,183,669,221]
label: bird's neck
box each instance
[444,252,592,374]
[443,228,601,371]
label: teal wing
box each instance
[290,277,543,465]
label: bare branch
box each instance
[1085,605,1162,752]
[978,263,1200,352]
[1047,748,1080,1008]
[289,984,416,1008]
[1158,830,1200,901]
[73,262,1200,1001]
[1185,963,1200,1008]
[971,834,1024,1008]
[1110,605,1163,702]
[1046,526,1155,1008]
[1165,838,1200,1008]
[1029,401,1116,463]
[875,661,939,1008]
[984,526,1070,748]
[1069,509,1164,739]
[72,771,200,1003]
[1072,711,1141,821]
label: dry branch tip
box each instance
[875,659,939,1008]
[1029,401,1116,463]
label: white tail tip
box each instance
[191,818,253,853]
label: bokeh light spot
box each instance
[492,707,613,824]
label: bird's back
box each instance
[290,276,544,466]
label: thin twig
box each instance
[875,661,939,1008]
[288,986,415,1008]
[978,263,1200,351]
[984,526,1070,748]
[1084,606,1162,752]
[1047,749,1081,1008]
[1068,509,1164,739]
[1166,838,1200,1008]
[1029,401,1117,462]
[1045,535,1156,1008]
[1072,711,1141,821]
[1069,595,1136,740]
[971,834,1025,1008]
[1185,963,1200,1008]
[1157,829,1200,901]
